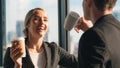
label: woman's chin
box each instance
[37,33,45,38]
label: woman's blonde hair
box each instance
[23,8,44,37]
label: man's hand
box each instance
[74,17,93,32]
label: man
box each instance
[77,0,120,68]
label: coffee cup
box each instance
[64,11,80,31]
[12,37,26,57]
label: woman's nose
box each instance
[38,19,44,25]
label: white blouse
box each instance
[29,50,46,68]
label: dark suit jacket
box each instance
[78,14,120,68]
[4,42,78,68]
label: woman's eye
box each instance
[34,17,39,20]
[44,19,48,22]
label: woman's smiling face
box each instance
[27,9,48,38]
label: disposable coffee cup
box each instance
[12,37,26,57]
[64,11,80,31]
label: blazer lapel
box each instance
[22,42,52,68]
[22,47,34,68]
[43,42,51,68]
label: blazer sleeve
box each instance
[4,47,15,68]
[78,29,111,68]
[57,44,78,68]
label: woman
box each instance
[4,8,78,68]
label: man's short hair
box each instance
[93,0,117,11]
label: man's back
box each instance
[94,14,120,68]
[78,14,120,68]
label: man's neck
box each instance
[91,9,113,24]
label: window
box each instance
[69,0,83,57]
[113,0,120,21]
[6,0,58,46]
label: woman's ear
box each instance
[26,24,30,28]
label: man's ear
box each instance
[87,0,93,8]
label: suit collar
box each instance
[94,14,113,26]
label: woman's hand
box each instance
[74,17,93,33]
[10,40,23,68]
